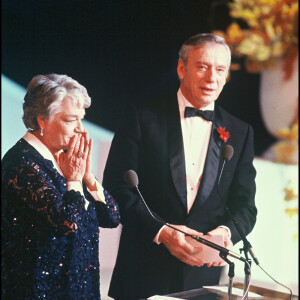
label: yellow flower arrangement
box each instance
[213,0,298,80]
[284,185,298,240]
[273,101,298,164]
[213,0,299,240]
[284,187,298,201]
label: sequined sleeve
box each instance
[91,189,120,228]
[2,157,85,235]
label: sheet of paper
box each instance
[203,285,264,298]
[185,235,225,264]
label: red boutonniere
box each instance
[217,126,230,143]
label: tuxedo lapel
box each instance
[166,96,187,210]
[190,106,223,211]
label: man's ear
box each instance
[177,58,185,80]
[226,70,231,83]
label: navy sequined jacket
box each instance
[1,138,120,300]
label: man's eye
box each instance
[198,66,206,71]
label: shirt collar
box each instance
[177,88,215,119]
[23,131,64,175]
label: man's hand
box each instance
[159,225,204,267]
[206,227,233,267]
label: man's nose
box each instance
[206,68,217,82]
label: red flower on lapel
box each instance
[217,126,230,143]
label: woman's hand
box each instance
[59,133,89,182]
[82,131,97,191]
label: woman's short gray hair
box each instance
[178,33,231,71]
[22,73,91,130]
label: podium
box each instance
[163,283,298,300]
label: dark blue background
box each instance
[1,0,276,155]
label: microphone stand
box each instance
[241,249,251,300]
[189,235,236,300]
[226,208,258,299]
[219,252,235,300]
[215,150,239,300]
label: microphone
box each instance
[221,144,234,161]
[124,169,139,188]
[124,169,247,263]
[124,169,165,225]
[218,144,234,188]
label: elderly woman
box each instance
[1,74,120,299]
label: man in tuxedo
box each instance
[103,33,257,300]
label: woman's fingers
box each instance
[58,151,65,166]
[67,134,82,158]
[67,135,77,157]
[73,134,82,157]
[68,133,88,160]
[78,135,85,159]
[87,138,93,161]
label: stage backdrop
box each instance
[1,74,298,298]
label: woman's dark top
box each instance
[1,138,120,299]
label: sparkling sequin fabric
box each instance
[1,139,120,299]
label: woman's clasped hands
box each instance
[59,131,94,187]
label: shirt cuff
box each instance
[218,225,231,239]
[87,180,106,204]
[153,225,166,244]
[67,181,84,195]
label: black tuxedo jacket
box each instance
[103,92,257,300]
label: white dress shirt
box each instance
[178,88,214,213]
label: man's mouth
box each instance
[201,87,215,93]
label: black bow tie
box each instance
[184,107,214,122]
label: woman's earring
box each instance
[40,128,44,137]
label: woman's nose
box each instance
[75,120,85,133]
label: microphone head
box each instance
[221,144,234,161]
[124,170,139,188]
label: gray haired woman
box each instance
[1,74,120,299]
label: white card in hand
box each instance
[185,235,225,264]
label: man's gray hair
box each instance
[22,73,91,131]
[178,33,231,69]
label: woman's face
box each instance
[41,99,86,154]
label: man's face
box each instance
[177,44,229,109]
